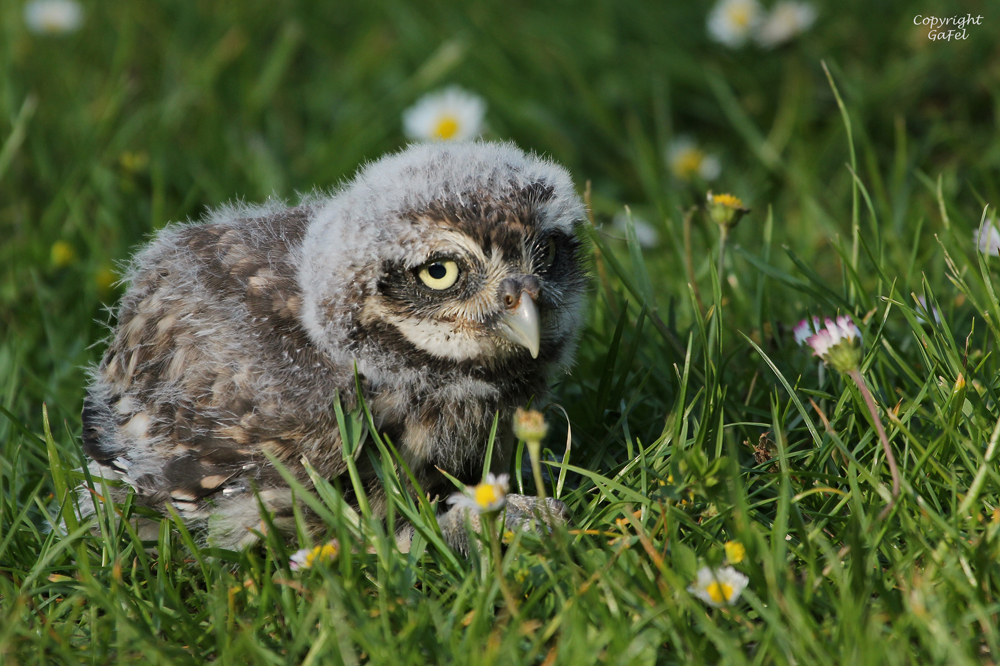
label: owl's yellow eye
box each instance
[417,260,460,290]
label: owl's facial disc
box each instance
[364,212,584,364]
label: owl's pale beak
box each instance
[499,293,541,359]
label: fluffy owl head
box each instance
[299,141,588,383]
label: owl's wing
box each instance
[82,206,352,542]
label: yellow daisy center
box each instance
[707,582,734,604]
[474,483,500,508]
[433,115,460,140]
[305,543,338,567]
[724,541,746,564]
[674,149,704,179]
[728,6,750,28]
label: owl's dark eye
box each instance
[544,237,558,266]
[417,260,460,290]
[535,235,559,269]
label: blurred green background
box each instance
[2,0,996,432]
[0,0,993,406]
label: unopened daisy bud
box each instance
[724,540,746,564]
[806,315,863,373]
[50,240,76,268]
[290,540,340,571]
[447,473,509,514]
[688,565,749,607]
[513,407,548,443]
[706,192,750,230]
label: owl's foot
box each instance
[433,494,569,555]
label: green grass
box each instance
[3,0,1000,663]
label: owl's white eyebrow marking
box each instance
[412,226,488,266]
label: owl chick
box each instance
[80,141,587,551]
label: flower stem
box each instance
[484,513,520,617]
[717,225,729,286]
[526,437,558,531]
[847,368,900,519]
[527,439,547,503]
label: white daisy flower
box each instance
[289,540,339,571]
[24,0,83,35]
[402,86,486,142]
[612,211,660,248]
[447,473,509,514]
[707,0,763,49]
[755,1,817,48]
[666,138,720,182]
[688,565,749,607]
[975,218,1000,256]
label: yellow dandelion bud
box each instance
[706,191,750,230]
[724,540,745,564]
[95,265,117,293]
[119,151,149,173]
[50,240,76,268]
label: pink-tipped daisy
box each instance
[793,316,822,346]
[806,315,862,373]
